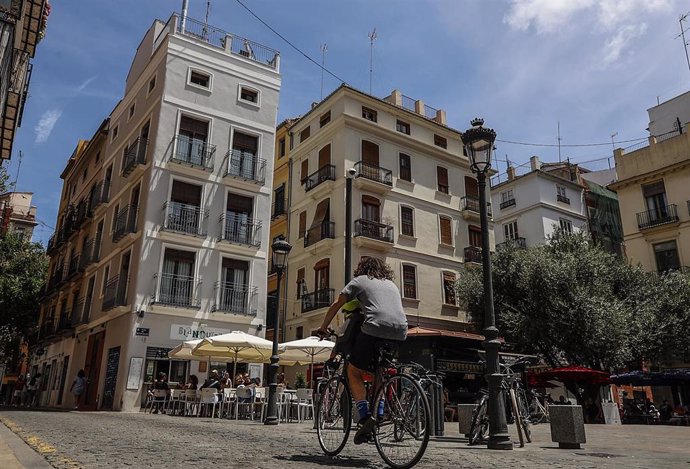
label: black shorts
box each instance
[349,331,400,372]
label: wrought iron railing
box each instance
[74,198,89,226]
[67,253,81,278]
[305,221,335,247]
[498,237,526,249]
[354,161,392,186]
[464,246,482,264]
[557,194,570,204]
[636,204,679,230]
[89,179,110,209]
[56,311,73,332]
[224,150,266,184]
[500,198,516,209]
[171,135,215,170]
[79,238,100,269]
[354,219,394,243]
[154,273,199,308]
[462,195,492,216]
[213,282,256,315]
[122,137,148,176]
[112,205,138,242]
[304,164,336,192]
[301,288,334,313]
[272,198,286,218]
[71,297,92,326]
[163,201,208,236]
[53,263,66,286]
[40,319,55,339]
[46,232,57,254]
[103,275,128,311]
[221,212,261,246]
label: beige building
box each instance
[0,191,37,239]
[279,84,494,343]
[610,94,690,273]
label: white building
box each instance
[35,13,280,411]
[490,156,586,248]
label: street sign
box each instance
[135,327,150,337]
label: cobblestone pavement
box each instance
[0,408,689,469]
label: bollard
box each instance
[457,404,475,436]
[550,405,586,449]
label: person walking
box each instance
[70,370,87,409]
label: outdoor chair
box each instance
[221,387,236,418]
[168,389,184,415]
[146,389,168,414]
[183,389,199,416]
[234,387,258,420]
[199,388,221,418]
[291,388,314,422]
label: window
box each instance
[402,265,417,299]
[401,206,414,237]
[278,138,286,158]
[189,69,211,89]
[642,180,669,220]
[112,125,119,141]
[296,326,304,340]
[434,134,447,149]
[442,271,456,305]
[300,159,309,183]
[556,185,569,204]
[298,211,307,238]
[82,167,87,183]
[239,86,259,103]
[362,106,377,122]
[128,104,135,120]
[314,258,330,292]
[504,221,519,240]
[320,111,331,127]
[300,126,311,142]
[500,190,515,208]
[101,265,110,296]
[396,120,410,135]
[469,226,482,247]
[654,240,681,273]
[148,76,156,94]
[296,268,305,299]
[399,153,411,182]
[559,218,573,234]
[362,195,380,222]
[439,216,453,245]
[95,151,100,164]
[437,166,449,194]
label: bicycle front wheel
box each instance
[374,373,431,469]
[468,395,489,445]
[316,376,352,456]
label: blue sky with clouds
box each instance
[5,0,689,244]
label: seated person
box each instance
[200,370,221,390]
[185,374,199,390]
[151,372,169,414]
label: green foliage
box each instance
[0,164,11,194]
[456,229,690,370]
[0,232,48,359]
[295,372,306,389]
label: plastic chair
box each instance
[183,389,199,416]
[234,387,256,420]
[168,389,184,415]
[292,388,314,422]
[146,389,168,414]
[199,388,220,418]
[221,388,236,418]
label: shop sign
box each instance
[135,327,150,336]
[435,359,483,374]
[170,323,230,341]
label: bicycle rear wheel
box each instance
[374,374,431,469]
[316,376,352,456]
[468,395,489,445]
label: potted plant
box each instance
[295,372,306,389]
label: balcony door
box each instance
[318,144,331,169]
[161,249,195,306]
[643,181,668,220]
[314,258,330,307]
[177,116,209,165]
[221,258,249,313]
[226,194,253,243]
[465,176,479,198]
[308,198,330,242]
[168,180,202,234]
[229,131,258,179]
[362,195,380,223]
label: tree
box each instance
[456,229,690,371]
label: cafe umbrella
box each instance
[279,336,336,385]
[192,331,278,380]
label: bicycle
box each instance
[315,332,431,469]
[527,390,550,424]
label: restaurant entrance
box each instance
[83,331,105,410]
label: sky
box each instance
[4,0,690,245]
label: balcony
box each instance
[56,312,73,333]
[461,195,492,220]
[67,253,83,279]
[112,205,138,242]
[122,137,148,176]
[162,201,208,236]
[46,232,58,254]
[224,151,266,184]
[304,164,336,194]
[301,288,334,314]
[464,246,482,265]
[74,199,90,227]
[53,263,66,287]
[498,237,526,249]
[500,198,516,210]
[557,194,570,204]
[89,179,110,210]
[220,213,261,246]
[79,238,101,269]
[272,198,287,219]
[636,204,679,230]
[304,221,335,248]
[213,282,257,315]
[102,275,128,311]
[171,135,215,170]
[354,161,392,194]
[71,297,92,326]
[354,218,394,248]
[40,319,55,339]
[153,273,200,308]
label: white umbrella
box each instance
[279,336,336,385]
[192,331,277,380]
[169,339,229,380]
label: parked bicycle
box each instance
[316,332,431,469]
[527,389,550,424]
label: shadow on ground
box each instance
[274,453,379,468]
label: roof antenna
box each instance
[202,1,211,40]
[13,150,23,190]
[368,28,377,95]
[320,43,328,100]
[676,12,690,78]
[557,121,562,163]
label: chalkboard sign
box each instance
[101,347,121,410]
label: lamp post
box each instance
[345,167,357,284]
[464,118,512,450]
[265,237,292,425]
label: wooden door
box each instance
[83,331,105,410]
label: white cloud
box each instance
[77,75,97,92]
[503,0,594,33]
[34,109,62,144]
[601,23,648,66]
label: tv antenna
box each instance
[557,121,562,162]
[320,43,328,100]
[677,12,690,76]
[368,28,377,94]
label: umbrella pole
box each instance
[232,349,238,383]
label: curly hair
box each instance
[353,256,394,280]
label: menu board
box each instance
[101,347,121,409]
[126,357,144,390]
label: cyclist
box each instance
[317,257,408,444]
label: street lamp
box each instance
[345,167,357,284]
[265,236,292,425]
[464,118,512,450]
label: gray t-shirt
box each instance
[341,275,408,341]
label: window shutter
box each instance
[298,211,306,238]
[300,159,309,182]
[469,225,482,247]
[464,176,479,197]
[437,167,449,192]
[233,132,258,153]
[362,140,379,165]
[402,265,417,299]
[642,180,665,197]
[318,144,331,168]
[440,217,452,245]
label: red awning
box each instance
[534,366,611,385]
[407,326,486,341]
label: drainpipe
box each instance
[180,0,189,33]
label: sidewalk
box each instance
[0,421,52,469]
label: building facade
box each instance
[610,94,690,273]
[34,13,281,411]
[491,156,587,248]
[0,190,37,239]
[0,0,49,160]
[278,85,494,346]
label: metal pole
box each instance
[477,171,512,449]
[345,177,353,284]
[264,268,283,425]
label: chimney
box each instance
[507,165,516,180]
[311,102,318,109]
[530,155,541,171]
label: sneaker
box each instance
[354,416,376,445]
